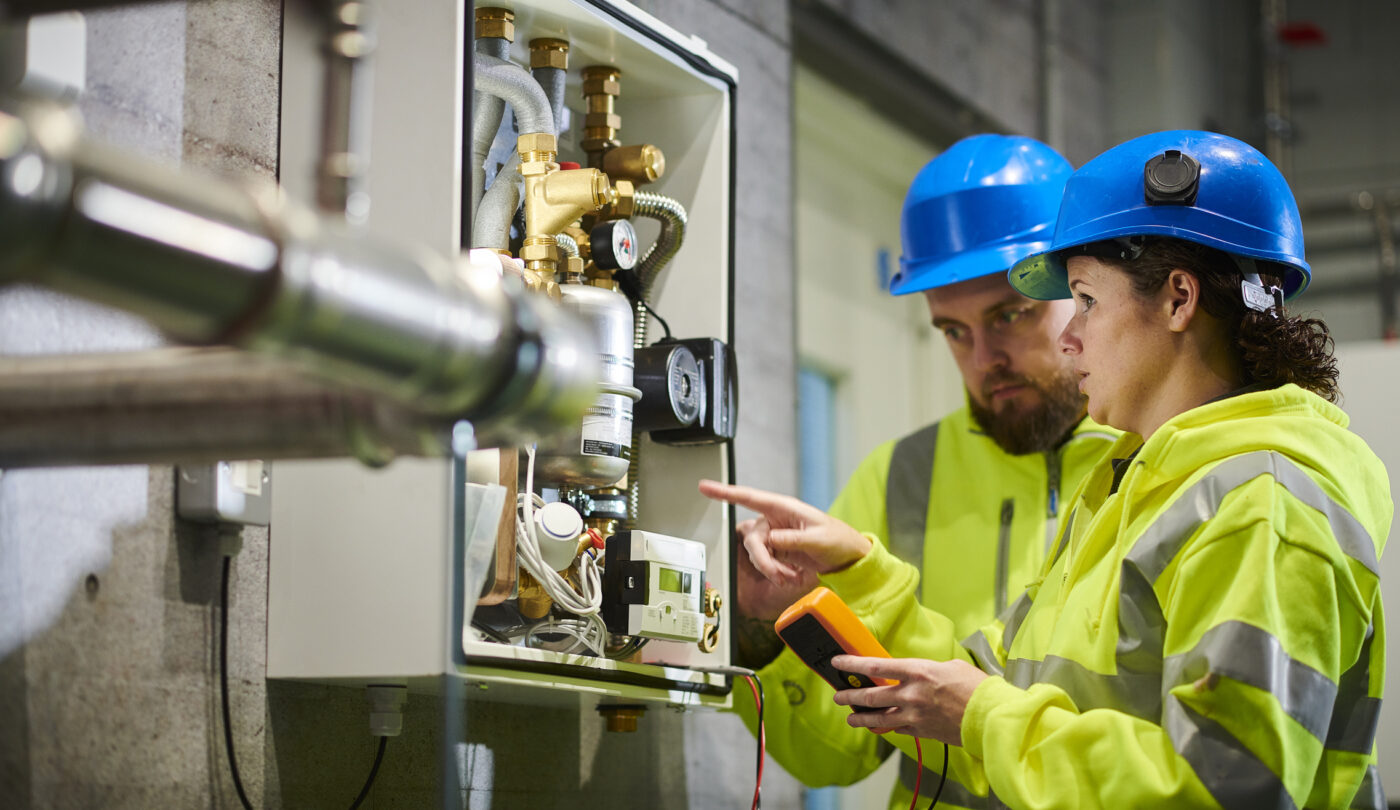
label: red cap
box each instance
[558,161,581,171]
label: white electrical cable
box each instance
[516,446,605,653]
[525,614,609,656]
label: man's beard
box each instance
[967,368,1085,455]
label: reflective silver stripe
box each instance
[1328,623,1381,754]
[1116,557,1166,677]
[999,591,1034,653]
[1164,695,1298,810]
[887,421,939,599]
[1005,654,1160,720]
[1163,620,1336,741]
[898,755,984,808]
[1351,764,1384,810]
[961,629,1005,677]
[1127,451,1379,583]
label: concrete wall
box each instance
[0,1,1108,807]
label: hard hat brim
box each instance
[892,238,1055,296]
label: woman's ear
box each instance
[1163,269,1200,332]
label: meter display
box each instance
[602,530,706,642]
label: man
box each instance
[730,134,1118,810]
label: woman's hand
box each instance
[829,655,989,745]
[698,480,873,578]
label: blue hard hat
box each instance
[891,134,1073,296]
[1009,130,1310,301]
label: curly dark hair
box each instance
[1099,237,1339,402]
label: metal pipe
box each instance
[0,95,599,446]
[555,232,579,258]
[1367,195,1399,338]
[0,348,452,468]
[317,1,376,222]
[1038,0,1063,151]
[625,191,687,526]
[474,53,554,137]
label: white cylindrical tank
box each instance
[534,282,640,487]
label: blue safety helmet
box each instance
[1009,130,1310,301]
[891,134,1073,296]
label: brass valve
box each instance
[516,569,552,620]
[474,7,514,41]
[516,131,615,276]
[602,144,665,186]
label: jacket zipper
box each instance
[1044,448,1063,553]
[996,498,1014,615]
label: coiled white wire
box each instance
[517,446,606,654]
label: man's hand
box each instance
[829,655,989,745]
[734,517,820,620]
[699,480,873,578]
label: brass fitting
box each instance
[605,179,636,219]
[561,254,585,283]
[529,38,569,70]
[599,705,646,733]
[517,132,559,167]
[698,622,720,653]
[522,166,615,274]
[474,7,514,41]
[603,144,665,186]
[702,586,722,617]
[581,65,623,166]
[516,569,552,620]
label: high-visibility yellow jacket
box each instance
[817,384,1390,809]
[734,405,1117,809]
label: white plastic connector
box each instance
[366,684,408,737]
[533,501,584,571]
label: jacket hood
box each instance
[1124,384,1391,540]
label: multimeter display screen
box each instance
[658,567,690,593]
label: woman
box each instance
[702,130,1390,808]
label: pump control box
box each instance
[602,530,707,642]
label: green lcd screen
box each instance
[658,567,683,593]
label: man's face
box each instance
[923,272,1085,454]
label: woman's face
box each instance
[1057,255,1174,435]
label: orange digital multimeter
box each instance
[774,586,893,710]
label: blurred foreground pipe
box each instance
[0,95,600,450]
[0,348,457,468]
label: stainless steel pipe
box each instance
[0,348,455,468]
[0,95,600,450]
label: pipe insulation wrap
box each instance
[470,36,512,212]
[531,66,567,137]
[473,53,554,138]
[471,151,521,249]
